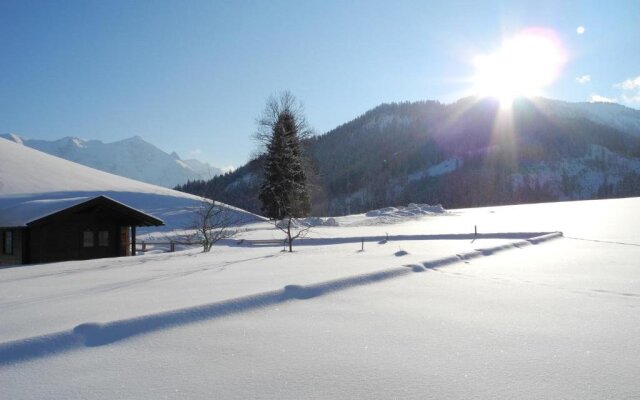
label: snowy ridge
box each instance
[538,98,640,137]
[1,134,224,188]
[0,139,263,231]
[365,203,447,219]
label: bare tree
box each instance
[189,197,240,252]
[275,216,312,253]
[254,90,313,146]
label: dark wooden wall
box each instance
[0,228,25,266]
[28,210,131,264]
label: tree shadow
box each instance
[0,231,562,366]
[0,267,411,366]
[226,232,556,248]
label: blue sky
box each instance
[1,0,638,168]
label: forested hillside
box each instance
[177,97,640,216]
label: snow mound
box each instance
[366,203,446,218]
[274,216,339,229]
[300,217,340,227]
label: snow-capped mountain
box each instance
[0,134,224,188]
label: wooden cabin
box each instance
[0,196,163,266]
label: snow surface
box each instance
[408,157,463,181]
[0,139,262,232]
[1,196,639,399]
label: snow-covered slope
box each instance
[181,157,225,179]
[1,197,638,399]
[0,139,260,231]
[538,97,640,137]
[1,134,224,188]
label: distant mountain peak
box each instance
[0,133,24,145]
[58,136,87,148]
[3,134,224,188]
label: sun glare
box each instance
[472,29,566,107]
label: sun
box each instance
[472,29,566,107]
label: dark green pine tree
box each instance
[259,109,311,220]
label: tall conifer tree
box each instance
[256,92,312,251]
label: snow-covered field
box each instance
[1,196,639,399]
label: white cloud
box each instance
[189,149,203,156]
[614,75,640,104]
[615,75,640,91]
[576,26,585,34]
[589,93,617,103]
[576,75,591,84]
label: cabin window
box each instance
[83,231,94,247]
[2,231,12,255]
[98,231,109,247]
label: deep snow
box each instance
[1,197,639,399]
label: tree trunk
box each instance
[287,217,293,252]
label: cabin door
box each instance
[120,227,130,256]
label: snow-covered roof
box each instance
[0,138,263,231]
[0,196,164,228]
[0,197,89,227]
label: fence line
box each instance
[136,240,194,253]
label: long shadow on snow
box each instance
[0,269,409,366]
[231,232,554,247]
[0,232,562,367]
